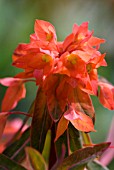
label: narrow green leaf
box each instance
[3,127,30,162]
[56,142,110,170]
[50,144,66,170]
[42,130,51,164]
[0,154,26,170]
[25,147,47,170]
[70,164,86,170]
[68,123,82,152]
[48,124,57,169]
[87,160,109,170]
[50,124,67,170]
[55,130,69,159]
[30,87,52,152]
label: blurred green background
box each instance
[0,0,114,168]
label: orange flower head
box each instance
[9,19,114,135]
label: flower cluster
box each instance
[13,20,106,97]
[1,20,114,139]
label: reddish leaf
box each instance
[56,78,74,112]
[64,103,95,132]
[0,78,26,111]
[0,112,8,140]
[67,114,95,132]
[57,142,110,170]
[88,36,105,46]
[30,87,52,152]
[43,75,62,121]
[55,116,69,141]
[12,43,30,62]
[76,87,95,121]
[98,80,114,110]
[3,127,30,162]
[0,117,28,153]
[0,77,21,86]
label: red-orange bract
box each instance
[1,20,114,140]
[0,78,26,112]
[98,78,114,110]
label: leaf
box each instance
[0,154,26,170]
[88,36,105,46]
[87,160,109,170]
[42,130,51,164]
[50,144,66,170]
[56,142,110,170]
[98,79,114,110]
[25,147,47,170]
[48,124,57,169]
[1,78,26,112]
[64,103,95,132]
[30,87,52,152]
[75,87,95,121]
[70,164,86,170]
[0,77,21,86]
[56,78,73,112]
[43,74,63,121]
[3,127,30,162]
[55,115,69,141]
[7,101,34,145]
[0,112,8,140]
[55,130,69,159]
[68,123,82,152]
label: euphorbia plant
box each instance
[0,20,114,170]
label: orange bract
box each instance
[64,103,95,132]
[98,79,114,110]
[0,78,26,112]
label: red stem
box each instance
[9,111,32,117]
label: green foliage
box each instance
[87,160,109,170]
[30,88,52,152]
[68,123,82,152]
[25,147,47,170]
[0,154,26,170]
[42,130,51,165]
[3,127,30,162]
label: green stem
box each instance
[81,132,93,147]
[67,128,70,156]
